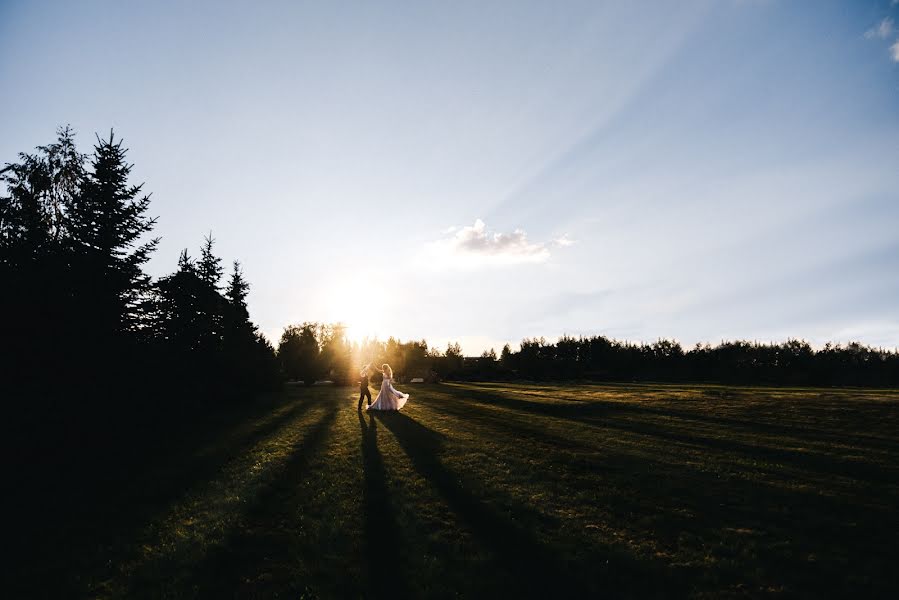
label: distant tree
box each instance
[278,323,321,384]
[519,337,549,379]
[481,348,497,361]
[445,341,464,375]
[500,343,514,369]
[320,323,352,384]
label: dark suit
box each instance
[358,371,372,409]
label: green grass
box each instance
[14,382,899,598]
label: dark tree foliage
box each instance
[278,323,322,384]
[68,131,160,338]
[304,333,899,387]
[1,128,279,413]
[197,232,224,288]
[226,260,249,309]
[319,324,353,385]
[446,335,899,387]
[153,237,280,397]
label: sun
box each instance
[317,279,388,343]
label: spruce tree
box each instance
[68,131,159,336]
[226,261,249,314]
[198,232,223,289]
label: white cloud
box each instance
[427,218,552,267]
[865,17,894,40]
[553,234,577,247]
[891,40,899,62]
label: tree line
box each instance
[271,327,899,388]
[4,127,899,409]
[478,336,899,387]
[1,127,279,417]
[276,325,458,385]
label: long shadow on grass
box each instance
[13,394,319,598]
[445,387,899,484]
[430,387,899,511]
[452,384,899,453]
[418,391,899,597]
[359,409,411,599]
[134,401,341,599]
[375,410,675,598]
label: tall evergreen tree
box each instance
[68,131,159,336]
[198,232,223,289]
[226,260,250,315]
[37,125,84,242]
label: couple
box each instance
[358,363,409,411]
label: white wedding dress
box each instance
[367,376,409,411]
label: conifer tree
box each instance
[68,131,159,336]
[198,232,223,289]
[226,261,250,314]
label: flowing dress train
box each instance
[367,376,409,411]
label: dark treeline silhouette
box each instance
[276,325,454,385]
[1,127,279,429]
[279,331,899,388]
[479,336,899,387]
[5,127,899,414]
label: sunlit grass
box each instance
[18,382,899,598]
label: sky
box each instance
[2,0,899,354]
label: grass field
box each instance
[12,382,899,598]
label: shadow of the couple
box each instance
[358,409,411,598]
[370,409,593,597]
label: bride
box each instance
[366,363,409,411]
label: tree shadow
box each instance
[374,410,674,598]
[415,390,899,597]
[150,400,342,598]
[453,384,899,453]
[358,409,411,599]
[443,387,899,484]
[11,395,320,598]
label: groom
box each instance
[358,364,372,410]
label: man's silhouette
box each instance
[358,365,372,410]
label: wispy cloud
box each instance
[427,218,552,267]
[553,234,577,247]
[865,17,894,40]
[891,40,899,62]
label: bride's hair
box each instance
[382,363,393,379]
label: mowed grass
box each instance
[15,382,899,598]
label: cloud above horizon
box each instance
[427,219,552,267]
[553,234,576,248]
[865,17,894,40]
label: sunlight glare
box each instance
[316,279,389,343]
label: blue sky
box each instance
[2,0,898,353]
